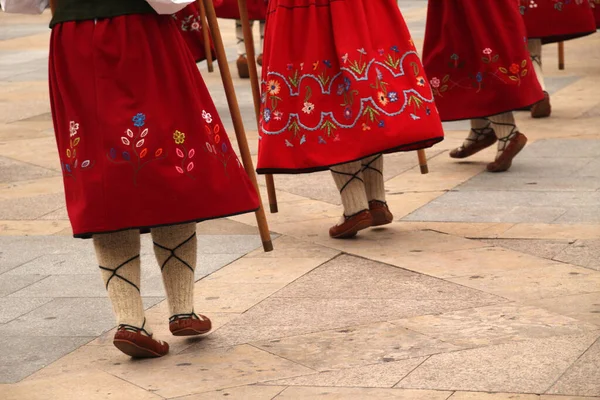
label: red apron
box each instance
[49,15,259,238]
[423,0,544,122]
[256,0,444,174]
[521,0,597,43]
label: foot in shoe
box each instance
[113,324,169,358]
[329,210,373,239]
[169,312,212,336]
[531,91,551,119]
[257,53,263,66]
[369,200,393,227]
[450,130,497,159]
[487,132,528,173]
[236,55,250,79]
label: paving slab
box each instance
[526,292,600,328]
[0,155,57,184]
[480,238,572,261]
[397,332,600,394]
[176,386,287,400]
[392,304,597,348]
[547,339,600,397]
[0,297,51,323]
[254,322,462,371]
[0,273,47,297]
[275,386,452,399]
[264,357,428,388]
[555,240,600,271]
[0,335,93,384]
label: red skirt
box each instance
[520,0,597,43]
[423,0,544,122]
[49,15,259,238]
[592,0,600,28]
[256,0,444,174]
[172,3,215,63]
[214,0,267,20]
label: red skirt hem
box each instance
[72,206,259,239]
[256,136,444,175]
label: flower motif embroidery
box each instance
[430,77,441,88]
[62,120,94,178]
[173,130,186,145]
[202,110,212,124]
[267,80,281,95]
[302,102,315,114]
[377,92,389,106]
[483,48,493,55]
[416,76,426,87]
[107,113,165,185]
[204,119,233,174]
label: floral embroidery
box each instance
[173,130,196,179]
[203,115,232,174]
[430,48,529,98]
[260,48,436,146]
[521,0,589,14]
[107,113,165,185]
[61,120,94,179]
[172,9,202,32]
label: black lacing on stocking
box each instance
[531,54,542,68]
[153,233,196,273]
[331,168,364,194]
[169,311,205,323]
[361,154,383,177]
[463,120,495,149]
[99,255,140,292]
[118,318,152,337]
[490,120,518,153]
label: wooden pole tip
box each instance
[269,204,279,214]
[262,240,274,252]
[420,165,429,175]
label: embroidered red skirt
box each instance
[173,3,214,63]
[214,0,267,20]
[49,14,259,238]
[422,0,544,122]
[520,0,597,43]
[256,0,444,174]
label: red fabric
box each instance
[520,0,597,43]
[256,0,444,174]
[422,0,544,122]
[214,0,267,20]
[172,3,215,63]
[49,15,259,238]
[592,0,600,28]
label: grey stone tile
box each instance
[392,304,598,348]
[264,357,429,388]
[518,139,600,159]
[254,321,462,371]
[545,75,583,96]
[480,239,571,261]
[0,155,58,184]
[6,67,48,82]
[397,332,600,393]
[0,297,156,337]
[0,273,47,297]
[555,240,600,271]
[0,297,51,323]
[6,253,100,276]
[38,207,69,220]
[548,339,600,396]
[272,255,503,303]
[0,193,65,220]
[195,234,262,254]
[8,274,107,298]
[0,336,93,384]
[554,207,600,224]
[0,26,49,41]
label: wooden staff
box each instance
[197,0,214,73]
[203,0,273,252]
[237,0,279,213]
[558,41,565,70]
[418,149,428,174]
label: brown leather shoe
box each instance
[369,201,393,227]
[237,55,250,79]
[449,134,497,159]
[169,313,212,336]
[257,53,263,67]
[531,91,551,118]
[113,325,169,358]
[329,210,373,239]
[487,132,528,173]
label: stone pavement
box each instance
[1,3,600,399]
